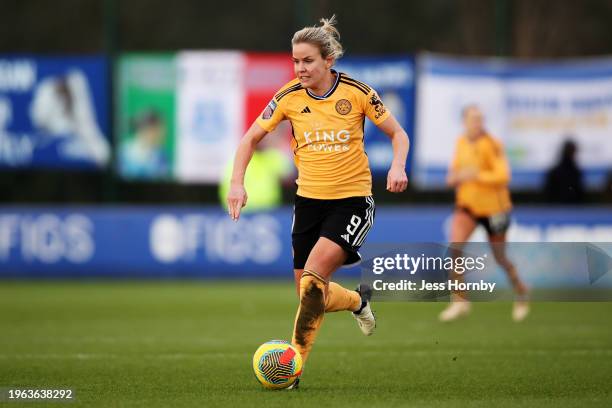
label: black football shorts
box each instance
[292,194,375,269]
[458,206,511,236]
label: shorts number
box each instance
[346,215,362,236]
[488,213,509,233]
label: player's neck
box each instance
[466,130,485,142]
[309,70,336,97]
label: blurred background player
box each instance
[226,16,409,385]
[440,105,529,322]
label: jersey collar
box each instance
[306,69,341,100]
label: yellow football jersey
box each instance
[256,70,390,200]
[451,133,512,216]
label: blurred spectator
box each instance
[219,143,292,213]
[603,171,612,203]
[119,109,169,179]
[544,139,584,203]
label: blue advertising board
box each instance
[336,56,415,176]
[1,206,611,288]
[415,54,612,190]
[0,55,109,169]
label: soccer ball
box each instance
[252,340,302,389]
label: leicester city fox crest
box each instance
[335,99,352,115]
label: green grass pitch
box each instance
[1,281,611,407]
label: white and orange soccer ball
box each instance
[252,340,302,389]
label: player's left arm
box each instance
[376,114,410,193]
[477,139,511,185]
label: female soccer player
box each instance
[227,16,409,383]
[440,105,529,322]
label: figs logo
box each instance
[150,215,185,263]
[149,214,283,264]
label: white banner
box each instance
[415,54,612,189]
[175,51,245,183]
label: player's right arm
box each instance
[227,122,268,221]
[227,82,292,220]
[447,139,462,187]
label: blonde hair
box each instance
[292,15,344,62]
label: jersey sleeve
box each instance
[363,88,391,125]
[449,138,461,172]
[255,96,285,133]
[477,138,511,185]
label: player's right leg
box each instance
[291,237,347,365]
[439,208,477,322]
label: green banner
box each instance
[116,54,176,180]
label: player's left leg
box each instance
[326,281,363,312]
[439,208,478,321]
[316,195,376,329]
[488,234,529,321]
[294,268,361,313]
[291,237,347,365]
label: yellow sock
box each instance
[291,270,326,365]
[325,282,361,313]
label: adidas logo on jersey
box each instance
[301,106,311,113]
[341,233,350,242]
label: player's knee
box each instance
[495,255,513,269]
[299,271,326,305]
[300,270,326,293]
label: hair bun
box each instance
[319,15,340,39]
[292,14,344,62]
